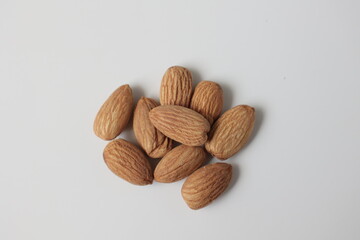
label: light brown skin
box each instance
[190,81,223,125]
[133,97,172,158]
[93,84,133,140]
[149,105,210,146]
[205,105,255,160]
[181,163,232,210]
[154,145,206,183]
[103,139,153,185]
[160,66,193,107]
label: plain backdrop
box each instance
[1,0,360,239]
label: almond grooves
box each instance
[182,163,232,210]
[206,105,255,160]
[154,145,206,183]
[103,139,153,185]
[149,105,210,146]
[160,66,193,107]
[190,81,223,125]
[93,84,133,140]
[133,97,172,158]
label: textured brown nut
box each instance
[154,145,206,183]
[133,97,172,158]
[181,163,232,210]
[149,105,210,146]
[93,84,133,140]
[103,139,153,185]
[190,81,223,125]
[205,105,255,160]
[160,66,192,107]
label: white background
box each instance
[1,0,360,239]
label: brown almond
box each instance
[205,105,255,160]
[133,97,172,158]
[154,145,206,183]
[160,66,192,107]
[103,139,153,185]
[149,105,210,146]
[93,84,133,140]
[181,163,232,210]
[190,81,223,125]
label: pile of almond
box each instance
[94,66,255,210]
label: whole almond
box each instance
[103,139,153,185]
[190,81,223,125]
[181,163,232,210]
[149,105,210,146]
[94,84,133,140]
[160,66,192,107]
[133,97,172,158]
[154,145,206,183]
[205,105,255,160]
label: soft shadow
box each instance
[220,82,234,113]
[187,67,202,87]
[246,105,265,146]
[203,151,214,166]
[220,164,241,198]
[149,95,161,103]
[172,141,182,148]
[118,84,145,143]
[131,84,145,104]
[149,158,161,172]
[119,119,137,143]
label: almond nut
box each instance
[93,84,133,140]
[205,105,255,160]
[190,81,223,125]
[149,105,210,146]
[181,162,232,210]
[154,145,206,183]
[160,66,192,107]
[103,139,153,185]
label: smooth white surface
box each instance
[1,0,360,239]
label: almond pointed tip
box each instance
[188,205,201,210]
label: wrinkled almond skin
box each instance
[160,66,192,107]
[94,84,133,140]
[133,97,172,158]
[103,139,153,185]
[205,105,255,160]
[154,145,206,183]
[149,105,210,146]
[181,163,232,210]
[190,81,223,125]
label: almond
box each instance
[154,145,206,183]
[205,105,255,160]
[160,66,192,107]
[181,163,232,210]
[93,84,133,140]
[190,81,223,125]
[149,105,210,146]
[133,97,172,158]
[103,139,153,185]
